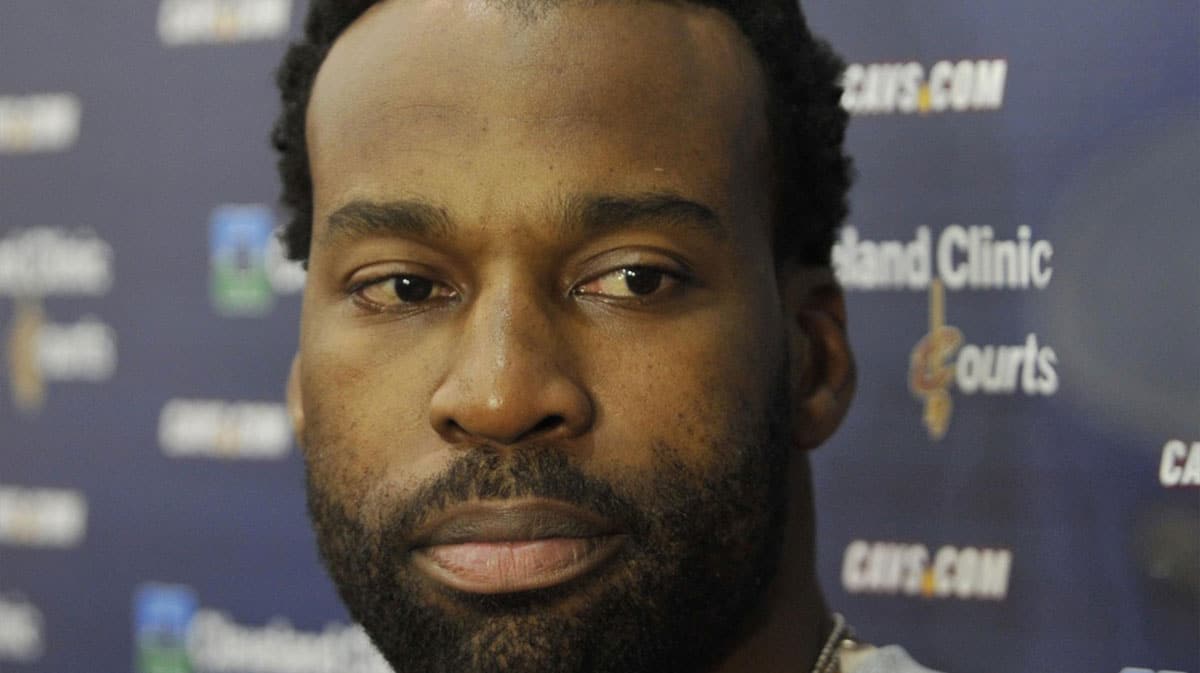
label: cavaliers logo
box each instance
[6,299,46,414]
[909,280,962,440]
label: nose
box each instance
[429,283,594,447]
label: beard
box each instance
[304,383,792,673]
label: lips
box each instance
[409,499,627,595]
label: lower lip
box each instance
[413,536,625,594]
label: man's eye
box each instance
[575,266,680,300]
[354,274,457,310]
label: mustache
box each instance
[378,447,653,546]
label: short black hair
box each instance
[272,0,852,266]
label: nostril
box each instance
[530,415,564,436]
[438,415,568,446]
[441,419,469,441]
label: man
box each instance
[272,1,941,672]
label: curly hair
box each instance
[271,0,852,266]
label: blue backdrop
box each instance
[1,2,1196,672]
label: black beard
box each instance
[305,393,791,673]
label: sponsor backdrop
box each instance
[0,1,1196,672]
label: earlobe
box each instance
[780,263,856,450]
[286,353,306,443]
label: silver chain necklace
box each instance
[810,612,855,673]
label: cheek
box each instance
[583,303,782,472]
[299,322,451,521]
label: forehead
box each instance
[306,0,770,233]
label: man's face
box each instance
[298,2,798,671]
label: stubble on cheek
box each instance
[300,381,390,532]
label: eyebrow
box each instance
[321,192,724,246]
[568,192,725,239]
[324,199,453,245]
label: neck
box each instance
[709,456,832,673]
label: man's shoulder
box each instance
[846,644,945,673]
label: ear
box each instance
[779,262,856,450]
[286,353,306,443]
